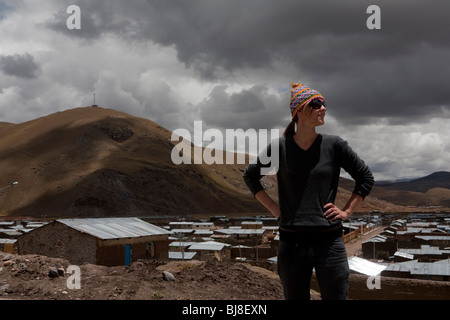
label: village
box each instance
[1,211,450,284]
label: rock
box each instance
[2,254,11,262]
[48,267,59,278]
[3,260,14,267]
[57,268,65,277]
[162,270,175,281]
[0,284,10,292]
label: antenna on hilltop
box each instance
[92,92,98,107]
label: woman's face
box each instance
[299,102,326,127]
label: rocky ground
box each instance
[0,253,296,300]
[1,229,449,302]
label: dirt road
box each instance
[345,227,384,257]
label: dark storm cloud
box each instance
[43,0,138,40]
[198,85,286,130]
[44,0,370,71]
[0,53,40,79]
[43,0,450,127]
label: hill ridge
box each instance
[0,107,263,217]
[0,106,447,217]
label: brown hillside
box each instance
[0,107,264,217]
[369,186,450,208]
[0,106,410,218]
[336,177,412,213]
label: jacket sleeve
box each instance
[337,138,374,199]
[243,142,274,196]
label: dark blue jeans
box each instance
[277,230,349,300]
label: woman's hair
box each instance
[283,114,297,137]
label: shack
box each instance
[187,241,231,261]
[17,217,171,266]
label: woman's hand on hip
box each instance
[324,203,350,221]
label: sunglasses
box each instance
[308,99,326,109]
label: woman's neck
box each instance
[294,126,318,150]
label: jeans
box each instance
[277,230,350,300]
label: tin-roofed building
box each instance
[0,238,16,253]
[382,259,450,281]
[213,228,269,246]
[361,235,397,260]
[415,235,450,249]
[187,241,231,261]
[17,217,171,266]
[348,256,387,276]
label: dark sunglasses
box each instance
[308,99,326,109]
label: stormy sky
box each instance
[0,0,449,181]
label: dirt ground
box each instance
[1,229,449,301]
[2,228,369,301]
[0,253,291,300]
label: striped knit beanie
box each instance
[290,83,324,119]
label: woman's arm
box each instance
[324,193,363,221]
[255,190,281,219]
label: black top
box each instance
[243,134,374,232]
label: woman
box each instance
[243,83,374,300]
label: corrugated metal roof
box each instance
[415,235,450,241]
[215,228,265,235]
[362,235,387,244]
[170,229,195,233]
[411,263,450,276]
[169,241,198,247]
[0,239,16,244]
[397,245,450,256]
[57,217,171,240]
[434,259,450,264]
[394,251,414,259]
[169,251,197,260]
[194,230,213,235]
[383,263,414,273]
[384,260,450,277]
[188,241,230,251]
[348,256,386,276]
[169,221,193,225]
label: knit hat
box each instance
[290,83,324,118]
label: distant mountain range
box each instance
[369,171,450,208]
[376,171,450,192]
[0,107,448,218]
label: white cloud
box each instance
[331,118,450,181]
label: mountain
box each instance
[369,172,450,208]
[0,107,264,218]
[0,106,431,218]
[376,171,450,192]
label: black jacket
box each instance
[243,134,374,231]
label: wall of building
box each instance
[310,274,450,300]
[362,240,397,259]
[0,242,16,253]
[17,221,97,264]
[96,236,170,266]
[17,221,170,266]
[231,246,275,260]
